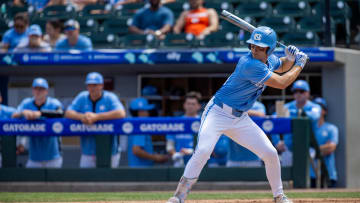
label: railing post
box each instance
[1,136,17,168]
[95,135,112,168]
[292,118,311,188]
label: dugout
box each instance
[0,47,359,188]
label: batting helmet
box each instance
[129,97,155,111]
[246,26,277,55]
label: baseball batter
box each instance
[166,26,308,203]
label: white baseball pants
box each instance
[183,98,284,197]
[26,157,63,168]
[80,153,120,168]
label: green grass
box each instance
[0,191,359,202]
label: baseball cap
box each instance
[130,97,155,111]
[85,72,104,84]
[313,97,327,110]
[28,24,42,36]
[291,80,310,92]
[64,19,80,31]
[32,77,49,89]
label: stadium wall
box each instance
[333,48,360,188]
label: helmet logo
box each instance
[254,33,262,40]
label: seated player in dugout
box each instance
[166,92,201,167]
[65,72,126,168]
[127,97,169,167]
[310,97,339,188]
[173,0,219,39]
[271,80,322,167]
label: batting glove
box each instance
[285,45,299,62]
[294,51,308,69]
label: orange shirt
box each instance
[184,8,209,36]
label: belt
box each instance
[213,97,244,117]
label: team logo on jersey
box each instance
[191,121,200,133]
[122,122,134,134]
[254,33,262,41]
[262,120,274,133]
[52,122,64,134]
[99,105,105,111]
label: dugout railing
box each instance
[0,117,311,188]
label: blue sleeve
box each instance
[251,101,266,114]
[131,10,142,28]
[166,134,175,141]
[305,104,322,121]
[4,106,16,117]
[53,98,64,110]
[16,98,30,112]
[133,135,146,148]
[54,40,65,51]
[83,37,93,51]
[269,54,282,71]
[328,124,339,145]
[67,93,84,112]
[108,93,124,111]
[242,61,272,85]
[1,30,12,44]
[271,134,280,146]
[163,7,174,26]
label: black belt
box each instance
[213,97,244,117]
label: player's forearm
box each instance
[133,146,156,160]
[320,143,336,156]
[64,110,84,121]
[96,109,126,120]
[277,57,295,73]
[279,66,302,89]
[129,26,145,35]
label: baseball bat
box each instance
[220,10,286,48]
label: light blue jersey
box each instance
[310,122,339,180]
[2,28,29,51]
[251,101,266,115]
[272,100,322,151]
[26,0,49,10]
[0,104,16,119]
[128,134,154,167]
[55,35,93,51]
[215,53,281,112]
[17,97,63,161]
[131,6,174,31]
[67,91,124,156]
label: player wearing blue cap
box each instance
[128,97,169,167]
[272,80,322,166]
[65,72,126,168]
[310,97,339,188]
[167,26,309,203]
[0,92,17,167]
[12,78,64,168]
[14,24,51,52]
